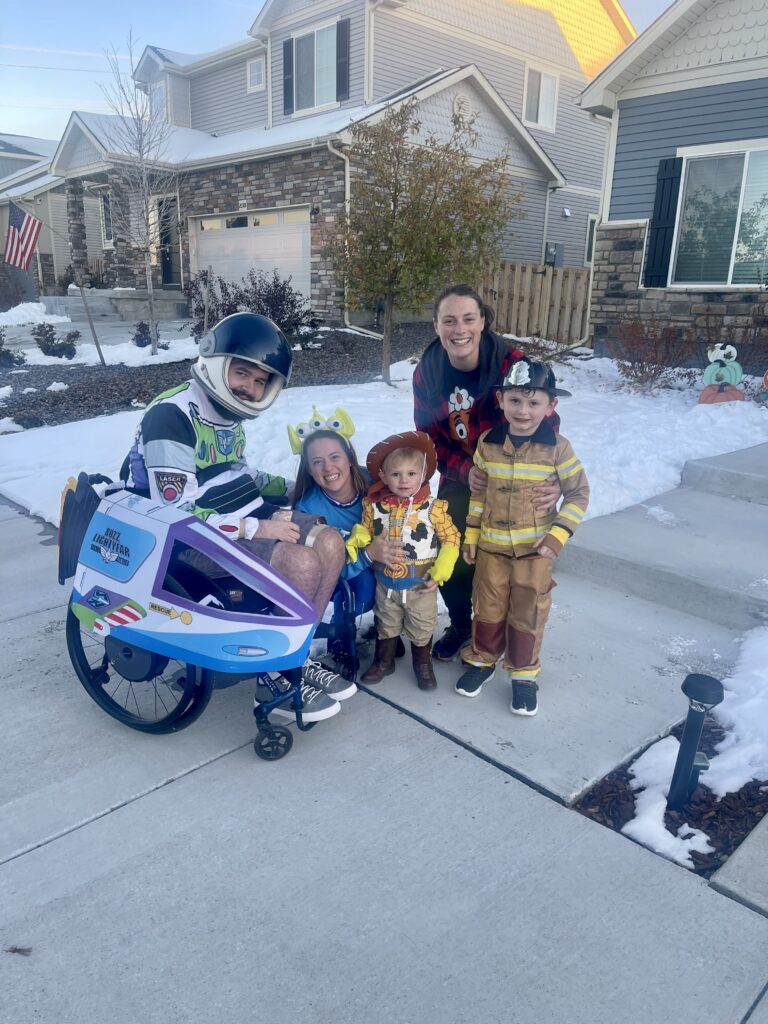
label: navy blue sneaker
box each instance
[510,681,538,716]
[433,625,471,661]
[455,663,495,697]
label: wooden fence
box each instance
[480,261,591,345]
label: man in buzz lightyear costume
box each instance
[121,311,354,721]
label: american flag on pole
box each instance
[3,200,43,272]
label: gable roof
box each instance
[51,65,563,185]
[0,134,58,159]
[135,38,265,82]
[580,0,725,114]
[249,0,635,78]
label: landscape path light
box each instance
[666,673,724,812]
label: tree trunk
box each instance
[144,251,158,356]
[381,293,395,385]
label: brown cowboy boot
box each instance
[411,641,437,690]
[361,636,398,683]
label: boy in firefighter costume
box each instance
[456,359,589,716]
[345,431,460,690]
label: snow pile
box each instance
[0,385,12,404]
[46,382,69,392]
[0,417,23,434]
[21,336,199,367]
[621,627,768,866]
[621,736,714,868]
[706,627,768,797]
[0,302,70,326]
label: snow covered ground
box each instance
[18,336,200,367]
[0,351,766,854]
[0,302,71,326]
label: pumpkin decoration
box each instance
[699,383,746,404]
[703,358,744,387]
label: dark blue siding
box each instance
[609,78,768,221]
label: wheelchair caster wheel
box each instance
[254,725,293,761]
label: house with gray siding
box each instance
[0,135,102,307]
[581,0,768,354]
[50,0,634,320]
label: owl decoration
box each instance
[287,405,356,454]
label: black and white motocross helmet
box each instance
[192,312,292,419]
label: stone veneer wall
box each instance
[590,222,768,368]
[177,147,346,320]
[65,180,91,287]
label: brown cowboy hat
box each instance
[366,430,437,482]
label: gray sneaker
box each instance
[302,658,357,701]
[253,673,341,723]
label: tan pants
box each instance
[375,582,437,647]
[461,548,555,679]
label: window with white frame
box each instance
[524,68,556,130]
[294,24,337,111]
[100,193,114,248]
[247,56,265,93]
[672,146,768,286]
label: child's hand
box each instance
[419,579,439,592]
[536,542,557,560]
[463,543,477,565]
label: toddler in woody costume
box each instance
[346,431,460,690]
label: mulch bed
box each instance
[574,718,768,877]
[0,322,435,429]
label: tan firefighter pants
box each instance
[460,548,556,679]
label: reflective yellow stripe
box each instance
[549,525,571,547]
[484,461,553,480]
[480,524,549,543]
[509,666,541,678]
[559,503,584,525]
[464,527,480,545]
[468,500,485,516]
[557,460,584,481]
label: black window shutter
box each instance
[644,157,683,287]
[336,18,350,101]
[283,39,294,115]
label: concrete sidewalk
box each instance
[1,445,767,1023]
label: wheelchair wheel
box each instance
[66,601,214,733]
[254,725,293,761]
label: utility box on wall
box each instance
[544,241,564,267]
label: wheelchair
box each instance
[58,473,357,761]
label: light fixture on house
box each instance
[310,204,321,223]
[562,207,571,218]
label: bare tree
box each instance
[100,31,181,354]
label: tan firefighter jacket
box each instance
[464,420,589,557]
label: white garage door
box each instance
[189,208,311,301]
